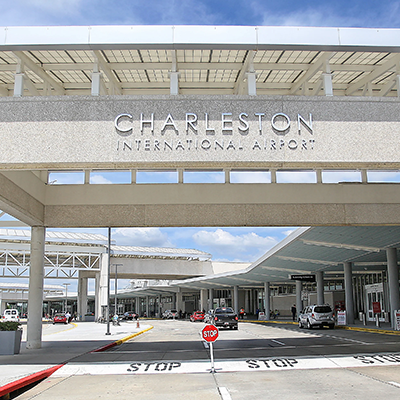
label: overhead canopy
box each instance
[170,226,400,290]
[1,25,400,96]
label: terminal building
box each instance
[0,25,400,348]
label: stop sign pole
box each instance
[202,324,219,373]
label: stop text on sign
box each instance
[202,324,219,342]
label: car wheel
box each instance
[298,320,302,328]
[329,324,335,329]
[234,326,238,330]
[306,320,312,329]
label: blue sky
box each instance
[1,1,400,291]
[1,0,400,28]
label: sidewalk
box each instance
[0,320,152,398]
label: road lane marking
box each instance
[271,339,285,345]
[218,387,232,400]
[53,352,400,376]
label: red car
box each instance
[190,311,205,322]
[53,313,68,324]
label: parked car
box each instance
[53,313,68,324]
[162,309,178,319]
[2,309,20,322]
[123,311,137,320]
[213,307,238,330]
[298,304,335,329]
[189,311,205,322]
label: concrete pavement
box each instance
[0,320,152,398]
[1,318,399,399]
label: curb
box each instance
[0,325,153,398]
[92,325,154,352]
[0,364,64,398]
[243,319,400,335]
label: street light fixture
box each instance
[63,283,70,313]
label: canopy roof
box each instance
[171,226,400,290]
[1,25,400,97]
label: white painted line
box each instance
[388,381,400,388]
[271,339,285,346]
[52,352,400,376]
[218,387,232,400]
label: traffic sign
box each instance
[202,324,219,342]
[290,274,316,282]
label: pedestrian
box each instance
[239,307,245,319]
[65,311,71,323]
[291,304,297,321]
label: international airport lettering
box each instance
[114,112,315,152]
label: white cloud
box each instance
[113,227,173,247]
[90,175,113,184]
[193,228,278,261]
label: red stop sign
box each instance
[202,324,219,342]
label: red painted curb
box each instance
[91,341,117,352]
[0,364,64,398]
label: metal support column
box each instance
[264,282,270,320]
[296,280,303,319]
[316,271,324,305]
[387,248,400,329]
[233,286,239,314]
[344,262,355,324]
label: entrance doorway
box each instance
[365,283,387,322]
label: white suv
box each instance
[298,305,334,329]
[2,309,20,322]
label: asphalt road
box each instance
[18,320,400,399]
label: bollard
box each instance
[136,319,140,328]
[375,314,380,327]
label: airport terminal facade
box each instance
[0,25,400,347]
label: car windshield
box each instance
[314,306,332,313]
[215,307,234,313]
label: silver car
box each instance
[298,305,335,329]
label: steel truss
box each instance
[0,249,101,278]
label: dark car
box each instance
[123,311,137,320]
[213,307,238,330]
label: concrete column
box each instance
[176,288,183,313]
[145,296,149,317]
[14,73,25,97]
[26,226,45,349]
[264,282,270,320]
[135,297,140,315]
[99,253,109,318]
[233,286,239,314]
[170,71,179,95]
[316,271,325,305]
[344,262,355,324]
[77,272,88,321]
[296,280,303,318]
[200,289,208,311]
[94,272,101,320]
[245,290,250,314]
[247,71,257,96]
[322,72,333,96]
[208,288,214,310]
[387,248,400,329]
